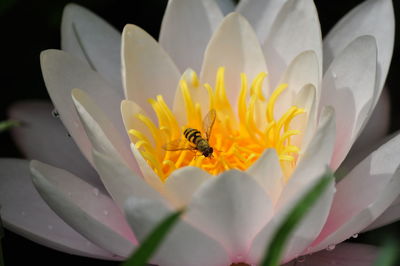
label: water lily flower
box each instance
[0,0,397,265]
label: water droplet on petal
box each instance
[332,72,337,78]
[48,225,53,230]
[352,233,359,238]
[93,188,99,196]
[326,244,336,251]
[103,210,109,216]
[297,255,306,263]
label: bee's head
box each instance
[203,147,213,157]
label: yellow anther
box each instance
[267,83,288,123]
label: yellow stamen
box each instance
[127,67,306,181]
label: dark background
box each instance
[0,0,399,265]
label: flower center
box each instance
[128,67,305,181]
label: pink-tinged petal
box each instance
[284,243,379,266]
[30,160,136,257]
[201,13,268,106]
[159,0,223,72]
[340,88,391,175]
[236,0,287,43]
[164,166,212,207]
[363,194,400,231]
[92,149,163,211]
[310,133,400,252]
[8,100,102,190]
[71,89,139,174]
[125,198,231,266]
[122,24,180,117]
[186,170,273,260]
[323,0,395,107]
[61,4,123,92]
[263,0,322,88]
[0,159,117,260]
[320,36,377,170]
[246,149,283,204]
[248,171,335,264]
[40,49,124,164]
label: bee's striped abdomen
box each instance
[184,128,202,144]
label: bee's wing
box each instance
[162,139,195,151]
[203,109,216,141]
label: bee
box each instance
[163,109,216,157]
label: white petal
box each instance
[294,84,317,152]
[159,0,223,72]
[280,50,320,103]
[216,0,235,15]
[248,171,335,264]
[236,0,287,42]
[363,194,400,231]
[30,160,136,257]
[186,170,273,259]
[0,159,117,260]
[320,36,377,170]
[40,49,124,164]
[340,88,391,174]
[164,166,212,207]
[201,13,268,106]
[285,243,379,266]
[125,198,231,266]
[61,4,123,92]
[92,149,163,211]
[249,107,336,262]
[323,0,395,106]
[310,133,400,252]
[122,24,180,117]
[263,0,322,88]
[246,149,283,204]
[71,89,139,174]
[8,100,103,190]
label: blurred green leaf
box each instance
[122,209,185,266]
[260,169,334,266]
[374,238,400,266]
[0,120,19,133]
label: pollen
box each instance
[128,67,305,181]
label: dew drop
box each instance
[103,210,109,216]
[297,256,306,263]
[51,109,60,118]
[332,72,337,78]
[326,244,336,251]
[93,188,99,196]
[236,255,243,260]
[48,225,53,230]
[352,233,359,238]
